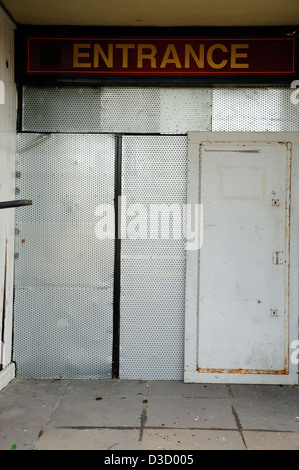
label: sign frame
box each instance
[15,26,299,85]
[26,36,296,77]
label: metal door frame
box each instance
[184,131,299,384]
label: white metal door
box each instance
[184,134,295,384]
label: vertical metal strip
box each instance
[0,238,7,371]
[16,85,23,132]
[112,134,122,378]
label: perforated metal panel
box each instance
[17,84,297,381]
[22,86,212,134]
[212,86,299,132]
[22,85,299,135]
[14,134,115,378]
[100,87,212,133]
[22,86,102,132]
[119,136,187,380]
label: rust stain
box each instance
[197,367,287,375]
[284,352,289,374]
[21,239,25,244]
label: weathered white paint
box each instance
[0,362,15,390]
[0,6,16,390]
[185,132,299,385]
[199,143,288,370]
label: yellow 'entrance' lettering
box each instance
[137,44,157,68]
[115,44,135,68]
[206,44,228,69]
[94,44,113,68]
[184,44,205,69]
[73,44,91,68]
[160,44,182,68]
[231,44,249,68]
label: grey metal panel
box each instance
[119,135,187,380]
[100,87,212,134]
[22,86,102,132]
[22,85,298,135]
[13,288,113,379]
[17,85,297,381]
[212,86,299,132]
[100,87,161,133]
[22,86,212,134]
[14,133,115,379]
[159,88,212,133]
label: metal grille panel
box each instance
[22,86,102,132]
[14,133,115,378]
[119,135,187,380]
[100,87,212,133]
[22,85,298,134]
[212,86,299,132]
[17,84,297,381]
[22,86,212,134]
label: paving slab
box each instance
[0,378,67,428]
[243,431,299,450]
[142,429,245,450]
[145,397,237,429]
[230,384,299,431]
[0,379,68,450]
[230,384,299,400]
[63,379,147,397]
[48,395,144,428]
[46,379,146,428]
[0,378,68,397]
[34,428,142,450]
[0,426,41,451]
[1,379,298,451]
[147,381,229,398]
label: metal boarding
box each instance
[13,85,299,380]
[14,132,188,380]
[14,134,116,378]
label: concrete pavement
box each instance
[0,378,298,450]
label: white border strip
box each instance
[0,362,15,391]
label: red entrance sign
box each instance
[27,37,296,76]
